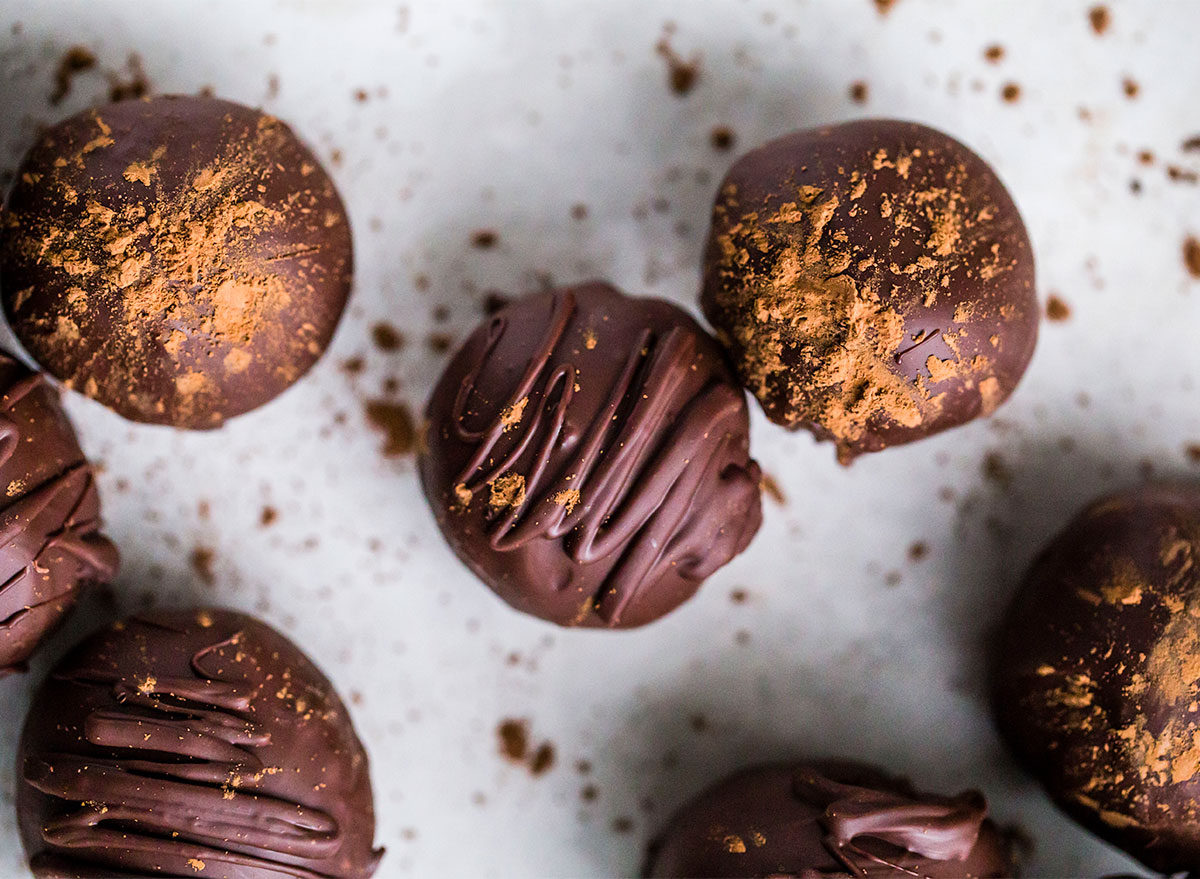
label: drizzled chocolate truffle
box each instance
[18,608,382,879]
[701,119,1037,463]
[0,350,116,673]
[645,761,1013,877]
[0,95,352,428]
[993,484,1200,873]
[420,282,762,628]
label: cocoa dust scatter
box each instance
[371,322,405,352]
[1169,165,1200,184]
[530,743,556,776]
[884,571,902,587]
[1185,237,1200,279]
[1046,294,1072,321]
[354,88,369,103]
[427,333,452,353]
[655,31,700,96]
[1122,77,1140,99]
[908,541,929,562]
[730,588,748,604]
[983,44,1005,63]
[1184,136,1200,152]
[1088,4,1111,35]
[1001,82,1021,103]
[471,229,498,249]
[759,473,786,506]
[982,452,1013,488]
[581,784,598,802]
[197,500,211,520]
[710,126,736,151]
[1186,444,1200,464]
[342,357,365,376]
[612,817,634,834]
[873,0,899,14]
[432,304,450,322]
[50,46,96,105]
[848,81,869,104]
[570,203,589,220]
[190,546,215,586]
[364,400,416,457]
[483,291,511,315]
[1138,150,1155,165]
[108,53,150,101]
[497,719,528,762]
[260,506,278,527]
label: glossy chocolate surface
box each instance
[420,282,762,628]
[701,119,1037,462]
[0,96,352,428]
[0,350,116,672]
[17,608,382,878]
[646,761,1013,877]
[994,484,1200,874]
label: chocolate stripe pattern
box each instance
[422,282,762,628]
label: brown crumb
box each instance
[982,452,1012,488]
[655,32,700,96]
[1122,77,1140,99]
[371,322,405,352]
[342,357,365,376]
[483,291,511,314]
[108,53,150,102]
[1088,5,1111,35]
[907,541,929,562]
[1185,237,1200,279]
[354,88,369,103]
[873,0,898,14]
[364,400,416,457]
[471,229,498,249]
[1046,295,1071,321]
[848,81,869,104]
[612,817,634,834]
[1184,136,1200,152]
[1186,444,1200,464]
[260,506,277,527]
[1001,82,1021,103]
[427,333,452,353]
[730,588,748,604]
[530,742,555,776]
[570,203,589,220]
[710,126,736,151]
[1168,165,1199,184]
[497,719,528,762]
[50,46,96,105]
[983,44,1005,63]
[759,473,786,506]
[190,546,215,586]
[581,784,598,802]
[1137,150,1155,165]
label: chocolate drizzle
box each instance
[0,352,116,672]
[645,761,1012,878]
[18,609,382,878]
[421,282,763,628]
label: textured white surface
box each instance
[0,0,1198,875]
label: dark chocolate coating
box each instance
[701,119,1038,463]
[0,95,352,428]
[646,761,1013,877]
[17,608,382,878]
[0,350,116,672]
[419,282,763,628]
[993,484,1200,874]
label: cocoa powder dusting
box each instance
[364,400,416,457]
[1088,5,1111,35]
[1185,237,1200,279]
[655,32,700,96]
[50,46,97,105]
[1046,295,1071,321]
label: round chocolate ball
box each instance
[420,281,763,628]
[993,484,1200,873]
[0,349,116,673]
[645,761,1014,877]
[701,119,1038,463]
[17,608,382,878]
[0,95,352,428]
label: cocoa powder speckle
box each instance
[50,46,97,105]
[497,719,528,762]
[849,81,869,104]
[655,31,700,96]
[190,546,215,586]
[710,126,736,151]
[371,322,405,352]
[1046,294,1072,321]
[1184,237,1200,279]
[471,229,498,249]
[1001,82,1021,103]
[364,400,416,457]
[983,44,1005,63]
[760,473,786,506]
[1088,5,1111,35]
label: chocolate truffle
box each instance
[701,119,1037,462]
[0,350,116,673]
[420,282,762,628]
[17,608,382,878]
[645,761,1013,877]
[993,484,1200,873]
[0,95,352,428]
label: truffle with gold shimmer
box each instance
[17,608,383,878]
[645,761,1014,877]
[701,119,1037,463]
[993,484,1200,873]
[420,282,763,628]
[0,95,352,428]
